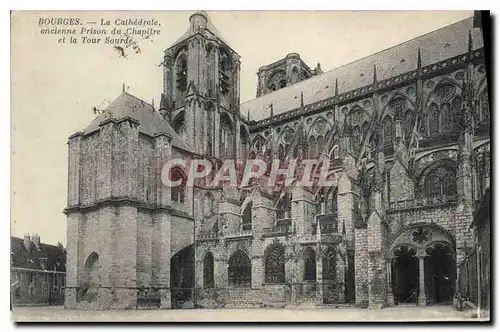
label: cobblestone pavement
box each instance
[11,305,485,322]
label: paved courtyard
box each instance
[11,305,485,322]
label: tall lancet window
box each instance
[220,114,234,159]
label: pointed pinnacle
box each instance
[335,78,338,96]
[300,91,304,107]
[373,65,377,83]
[417,48,422,69]
[468,30,473,54]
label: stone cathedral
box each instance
[64,12,490,309]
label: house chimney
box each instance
[24,234,31,253]
[32,234,41,251]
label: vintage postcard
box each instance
[10,10,491,322]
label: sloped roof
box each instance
[11,237,66,272]
[170,11,232,49]
[241,17,483,121]
[83,92,191,151]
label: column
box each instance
[336,253,346,303]
[315,250,323,305]
[417,254,426,306]
[386,259,394,306]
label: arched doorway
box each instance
[78,252,99,303]
[391,245,419,304]
[388,224,456,306]
[322,246,337,304]
[425,242,456,305]
[170,245,195,308]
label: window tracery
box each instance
[383,116,393,147]
[426,83,460,137]
[228,250,251,287]
[424,165,457,199]
[265,245,285,284]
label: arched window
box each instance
[403,110,413,141]
[279,128,294,160]
[383,116,393,146]
[291,66,299,84]
[428,103,440,137]
[203,194,213,218]
[228,250,251,287]
[170,167,186,203]
[80,252,100,302]
[478,89,490,124]
[276,193,291,220]
[362,121,369,136]
[203,252,214,289]
[303,247,317,282]
[173,112,187,143]
[308,136,317,159]
[265,244,285,284]
[252,137,264,156]
[424,165,457,199]
[242,201,252,231]
[317,136,325,157]
[206,44,216,98]
[267,70,287,92]
[84,252,100,283]
[427,83,459,137]
[351,126,361,155]
[390,98,406,120]
[308,118,330,158]
[206,106,214,155]
[322,247,337,281]
[316,189,337,215]
[220,114,234,159]
[240,126,249,159]
[175,54,187,93]
[278,144,285,161]
[325,188,338,214]
[219,48,232,95]
[440,103,453,134]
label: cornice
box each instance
[63,197,172,215]
[248,48,486,132]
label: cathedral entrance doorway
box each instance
[170,245,195,309]
[387,224,456,306]
[392,246,419,304]
[424,242,456,305]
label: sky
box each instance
[11,10,474,246]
